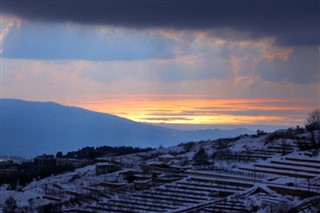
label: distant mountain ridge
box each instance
[0,99,254,156]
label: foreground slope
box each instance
[0,126,319,212]
[0,99,253,156]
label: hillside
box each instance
[0,99,254,156]
[0,126,319,212]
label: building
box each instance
[0,160,19,176]
[133,180,151,190]
[56,158,89,168]
[34,154,56,168]
[158,154,178,164]
[96,163,121,175]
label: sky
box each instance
[1,0,319,127]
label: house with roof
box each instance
[158,154,178,164]
[95,162,121,175]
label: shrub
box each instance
[265,131,296,144]
[3,196,17,213]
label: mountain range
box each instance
[0,99,254,156]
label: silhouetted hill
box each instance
[0,99,254,156]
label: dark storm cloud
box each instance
[2,0,319,46]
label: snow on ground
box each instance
[1,128,319,212]
[231,136,266,152]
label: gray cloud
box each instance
[3,0,319,46]
[79,55,227,83]
[2,22,175,61]
[256,46,320,84]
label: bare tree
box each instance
[305,109,320,148]
[306,109,320,129]
[280,139,292,155]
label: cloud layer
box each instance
[2,20,319,85]
[3,0,319,46]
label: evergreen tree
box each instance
[193,147,210,165]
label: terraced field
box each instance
[2,129,319,213]
[62,153,320,213]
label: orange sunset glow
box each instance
[60,94,316,126]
